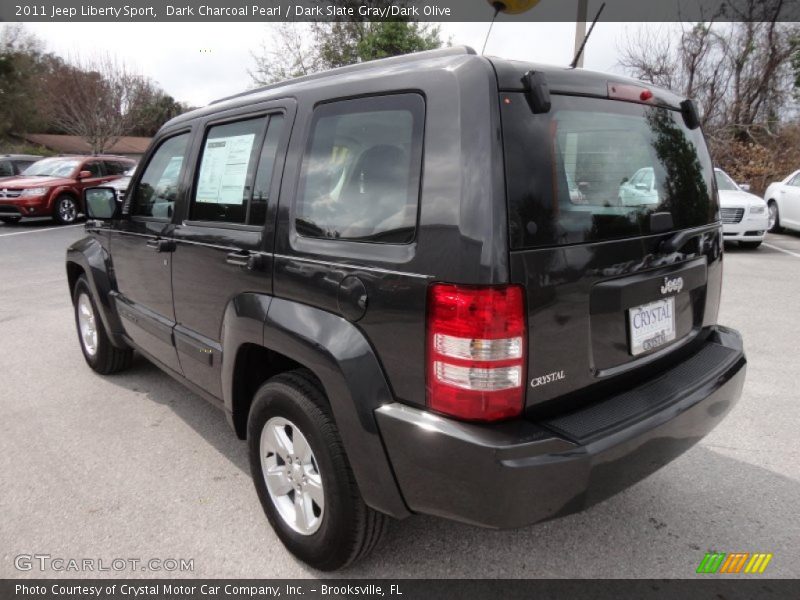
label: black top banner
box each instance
[2,0,799,22]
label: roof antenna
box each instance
[570,1,606,69]
[481,3,502,55]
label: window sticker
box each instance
[196,133,255,205]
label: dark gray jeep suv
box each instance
[66,47,746,570]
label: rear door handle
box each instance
[226,251,262,270]
[146,239,175,253]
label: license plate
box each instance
[628,297,676,356]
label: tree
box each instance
[619,1,800,132]
[250,19,443,86]
[45,55,151,153]
[0,25,52,137]
[128,88,191,137]
[618,0,800,195]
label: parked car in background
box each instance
[618,167,659,206]
[714,168,768,249]
[764,170,800,234]
[0,155,134,224]
[107,165,137,202]
[0,154,42,181]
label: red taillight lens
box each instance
[426,284,527,421]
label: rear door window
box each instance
[191,114,285,226]
[295,94,424,244]
[104,160,130,176]
[502,94,717,248]
[83,161,104,178]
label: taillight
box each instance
[426,283,526,421]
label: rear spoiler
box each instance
[520,70,701,129]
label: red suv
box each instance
[0,155,135,224]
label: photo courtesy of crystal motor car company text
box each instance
[1,0,799,589]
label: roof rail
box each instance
[212,45,477,105]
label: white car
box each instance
[764,170,800,234]
[618,167,659,206]
[715,168,768,249]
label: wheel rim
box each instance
[768,204,777,230]
[59,197,77,222]
[260,416,324,535]
[77,293,98,357]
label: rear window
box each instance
[502,94,718,249]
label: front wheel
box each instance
[54,195,79,224]
[768,201,781,232]
[73,275,133,374]
[248,370,388,571]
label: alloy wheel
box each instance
[77,293,98,357]
[58,197,77,223]
[260,416,324,535]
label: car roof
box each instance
[165,46,688,129]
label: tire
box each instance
[53,195,79,224]
[0,216,21,224]
[739,241,762,249]
[72,275,133,374]
[767,200,781,233]
[247,370,388,571]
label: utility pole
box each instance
[573,0,588,68]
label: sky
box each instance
[18,21,674,107]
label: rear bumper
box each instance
[376,326,745,529]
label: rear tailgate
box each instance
[500,90,721,411]
[510,228,722,409]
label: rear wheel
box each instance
[768,201,781,232]
[54,195,79,224]
[0,216,21,224]
[739,241,762,249]
[248,370,388,571]
[72,275,133,374]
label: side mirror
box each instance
[84,187,119,220]
[739,183,751,192]
[77,170,92,180]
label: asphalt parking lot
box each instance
[1,220,799,579]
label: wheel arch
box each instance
[221,293,410,520]
[66,236,127,348]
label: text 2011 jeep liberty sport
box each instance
[67,47,746,571]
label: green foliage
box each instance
[251,20,445,86]
[356,22,442,61]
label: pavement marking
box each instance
[0,224,82,238]
[763,242,800,259]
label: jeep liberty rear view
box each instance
[67,47,745,571]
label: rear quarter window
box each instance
[294,93,425,244]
